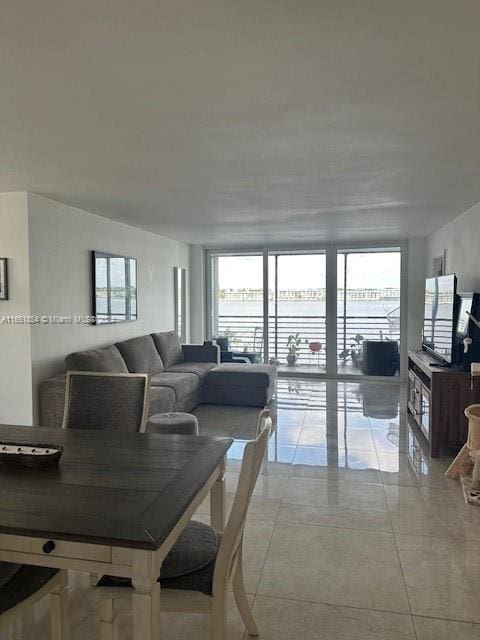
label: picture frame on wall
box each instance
[433,251,446,277]
[0,258,8,300]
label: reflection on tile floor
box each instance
[6,378,480,639]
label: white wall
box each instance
[427,200,480,291]
[189,245,206,343]
[27,193,190,423]
[0,193,33,425]
[406,237,427,352]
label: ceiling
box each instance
[1,0,480,246]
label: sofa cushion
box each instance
[152,331,184,369]
[150,372,199,401]
[203,382,275,407]
[166,362,217,381]
[149,385,176,415]
[65,345,128,373]
[205,363,276,388]
[116,335,164,374]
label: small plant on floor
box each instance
[286,333,302,366]
[350,334,364,365]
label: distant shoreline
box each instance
[219,288,401,302]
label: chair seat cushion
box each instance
[0,563,21,589]
[160,554,216,596]
[166,362,217,381]
[149,372,199,400]
[206,363,276,388]
[0,563,59,615]
[98,521,219,596]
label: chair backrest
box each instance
[62,371,150,433]
[256,408,272,437]
[212,410,272,595]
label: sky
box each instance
[217,252,401,290]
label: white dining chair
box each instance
[63,371,150,593]
[62,371,150,433]
[0,566,68,640]
[96,410,272,640]
[256,407,272,436]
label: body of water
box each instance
[219,298,400,317]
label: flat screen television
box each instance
[422,274,457,363]
[92,251,137,324]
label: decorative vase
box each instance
[286,354,297,366]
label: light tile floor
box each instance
[5,378,480,639]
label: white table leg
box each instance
[132,550,160,640]
[100,598,115,640]
[51,571,69,640]
[210,456,226,532]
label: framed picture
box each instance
[433,251,446,277]
[0,258,8,300]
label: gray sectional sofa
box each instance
[40,331,276,428]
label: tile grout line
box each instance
[274,507,480,541]
[252,592,480,629]
[250,470,295,612]
[381,473,419,638]
[252,591,414,622]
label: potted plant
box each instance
[286,333,302,366]
[350,334,364,366]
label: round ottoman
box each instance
[147,412,199,436]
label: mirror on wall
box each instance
[92,251,137,324]
[174,267,187,342]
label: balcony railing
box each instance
[216,314,401,367]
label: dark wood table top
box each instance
[0,425,232,550]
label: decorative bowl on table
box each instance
[0,442,63,467]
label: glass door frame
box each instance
[335,246,404,378]
[205,241,408,379]
[206,249,268,361]
[267,249,327,371]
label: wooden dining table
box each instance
[0,425,232,640]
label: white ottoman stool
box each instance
[147,412,199,436]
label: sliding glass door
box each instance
[210,253,265,362]
[207,245,403,377]
[337,248,401,376]
[268,252,326,373]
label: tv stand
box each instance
[428,361,451,368]
[408,349,480,457]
